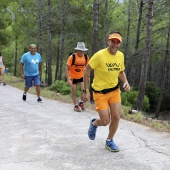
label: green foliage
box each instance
[145,82,160,111]
[0,8,12,46]
[143,96,150,111]
[121,90,150,111]
[48,80,71,95]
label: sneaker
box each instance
[74,105,81,112]
[22,94,26,101]
[88,118,98,140]
[3,82,6,86]
[105,139,120,152]
[79,101,85,110]
[37,97,42,102]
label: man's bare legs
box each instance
[71,84,77,105]
[108,102,121,139]
[78,81,85,110]
[0,68,5,84]
[92,102,121,139]
[79,82,84,101]
[35,85,41,98]
[24,87,29,94]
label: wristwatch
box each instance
[82,88,89,93]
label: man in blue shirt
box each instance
[20,44,42,102]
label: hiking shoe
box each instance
[3,82,6,86]
[79,101,85,110]
[37,97,42,102]
[105,139,120,152]
[88,118,98,140]
[22,94,27,101]
[74,105,81,112]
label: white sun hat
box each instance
[75,42,88,51]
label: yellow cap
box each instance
[108,33,122,42]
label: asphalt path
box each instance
[0,85,170,170]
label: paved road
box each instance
[0,85,170,170]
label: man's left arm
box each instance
[119,71,130,92]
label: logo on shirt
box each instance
[31,59,39,64]
[106,63,120,71]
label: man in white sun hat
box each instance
[66,42,90,112]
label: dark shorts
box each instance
[25,74,40,88]
[71,77,83,84]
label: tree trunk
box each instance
[58,0,66,80]
[135,0,153,111]
[124,0,132,77]
[155,26,170,118]
[37,0,43,57]
[90,0,100,103]
[103,0,108,48]
[55,34,60,81]
[14,37,18,76]
[92,0,99,54]
[130,0,143,86]
[47,0,52,85]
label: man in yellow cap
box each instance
[83,31,130,152]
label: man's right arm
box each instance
[65,65,69,80]
[20,62,24,79]
[65,64,72,86]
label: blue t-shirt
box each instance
[20,52,42,76]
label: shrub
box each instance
[48,80,71,95]
[48,80,82,97]
[121,90,150,111]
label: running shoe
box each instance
[22,94,27,101]
[88,118,97,140]
[79,101,85,110]
[3,82,6,86]
[74,105,81,112]
[37,97,42,102]
[105,139,120,152]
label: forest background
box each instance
[0,0,170,119]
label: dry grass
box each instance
[121,105,170,132]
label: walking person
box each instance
[83,31,130,152]
[0,52,6,86]
[20,44,43,102]
[66,42,90,112]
